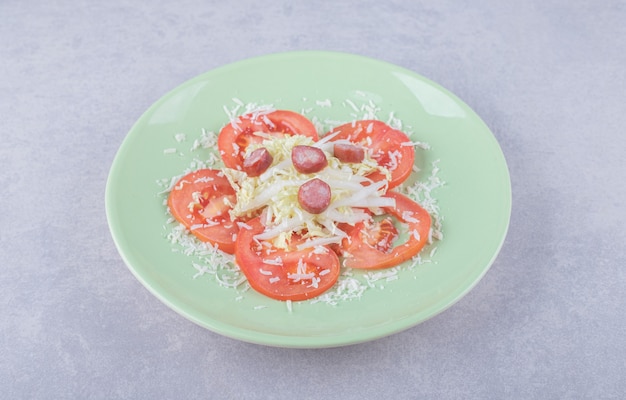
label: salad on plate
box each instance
[161,103,443,303]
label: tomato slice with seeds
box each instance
[235,217,340,301]
[218,110,318,170]
[340,191,431,269]
[167,169,240,254]
[327,120,414,189]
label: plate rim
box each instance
[105,50,512,348]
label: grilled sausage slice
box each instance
[291,145,327,174]
[298,178,331,214]
[243,147,273,177]
[333,143,365,163]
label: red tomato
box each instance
[167,169,240,254]
[235,217,341,301]
[328,120,414,189]
[218,110,318,170]
[340,191,431,269]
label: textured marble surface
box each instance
[1,1,625,398]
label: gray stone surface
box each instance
[1,1,624,398]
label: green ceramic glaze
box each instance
[105,51,511,348]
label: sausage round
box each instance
[298,178,331,214]
[291,145,328,174]
[243,147,273,177]
[333,142,365,163]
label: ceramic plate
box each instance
[105,51,511,348]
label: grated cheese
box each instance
[262,256,283,266]
[236,221,253,230]
[402,211,419,224]
[316,99,332,107]
[344,99,359,112]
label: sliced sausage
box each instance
[243,147,273,177]
[298,178,331,214]
[291,145,328,174]
[333,142,365,163]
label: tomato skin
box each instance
[328,120,414,189]
[235,218,340,301]
[265,110,318,138]
[341,191,431,269]
[167,169,239,254]
[218,110,318,170]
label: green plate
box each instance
[105,51,511,348]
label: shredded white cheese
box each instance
[316,99,332,107]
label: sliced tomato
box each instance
[218,110,318,170]
[360,217,399,253]
[328,120,414,189]
[235,217,340,301]
[167,169,239,254]
[340,191,431,269]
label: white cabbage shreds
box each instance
[222,134,391,250]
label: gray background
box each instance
[2,0,625,399]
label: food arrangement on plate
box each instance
[159,101,444,305]
[106,52,510,347]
